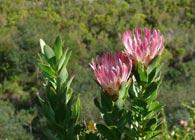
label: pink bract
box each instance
[122,28,164,66]
[90,52,132,98]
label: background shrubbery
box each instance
[0,0,194,139]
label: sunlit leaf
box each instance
[40,39,46,54]
[44,45,55,59]
[59,64,68,84]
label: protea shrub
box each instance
[89,28,165,139]
[89,52,134,139]
[121,28,165,139]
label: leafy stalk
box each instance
[129,57,163,140]
[94,83,132,140]
[38,36,81,140]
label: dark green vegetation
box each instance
[0,0,194,139]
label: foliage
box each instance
[38,36,81,139]
[94,84,130,140]
[93,57,163,139]
[0,100,35,140]
[90,25,165,139]
[160,101,195,140]
[0,75,37,104]
[129,57,163,139]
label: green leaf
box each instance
[144,118,157,131]
[136,99,147,109]
[116,83,129,109]
[143,82,158,100]
[58,49,71,71]
[41,101,55,123]
[38,63,55,78]
[101,93,112,112]
[94,98,102,111]
[66,76,74,90]
[149,67,162,83]
[137,63,148,82]
[65,96,75,122]
[148,68,156,83]
[65,87,73,104]
[147,56,160,74]
[103,112,114,125]
[44,45,55,60]
[124,128,138,139]
[149,131,161,139]
[117,113,128,129]
[71,97,80,121]
[59,64,68,84]
[63,51,71,68]
[40,39,46,54]
[47,86,57,107]
[149,101,162,112]
[54,36,63,60]
[58,49,68,70]
[54,92,66,122]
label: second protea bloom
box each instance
[90,52,132,100]
[122,28,164,66]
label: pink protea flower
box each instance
[90,52,132,100]
[122,28,164,66]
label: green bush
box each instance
[0,100,35,140]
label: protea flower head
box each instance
[122,28,164,66]
[90,52,132,100]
